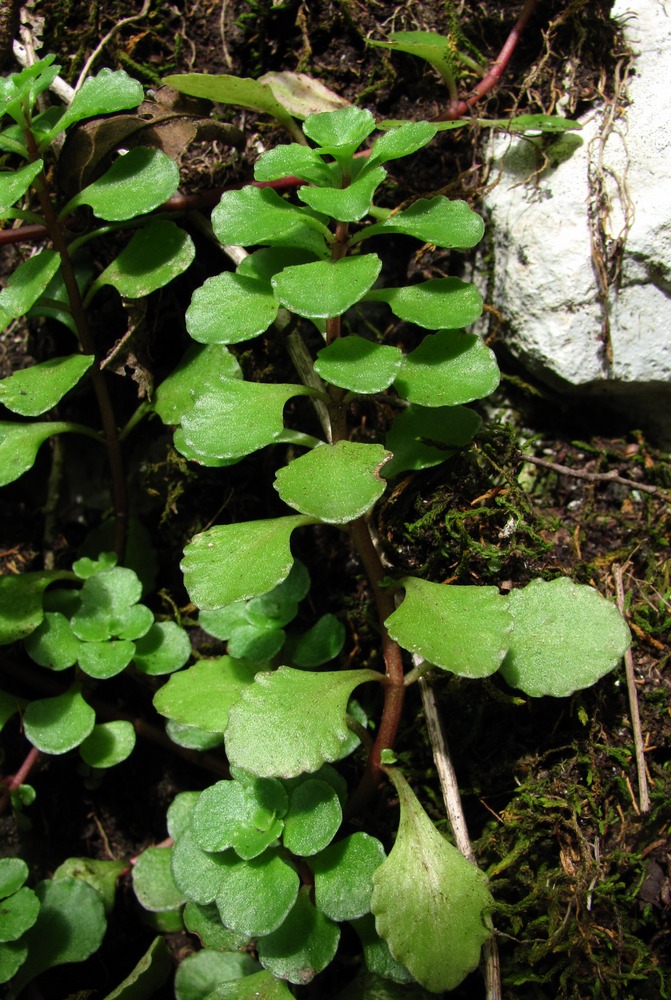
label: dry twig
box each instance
[614,564,650,813]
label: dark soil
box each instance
[1,2,669,998]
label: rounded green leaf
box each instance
[154,656,257,733]
[10,877,106,991]
[0,887,40,942]
[383,403,481,478]
[0,249,61,328]
[500,577,631,697]
[114,603,154,641]
[175,949,261,1000]
[282,779,342,856]
[74,148,180,221]
[297,166,387,223]
[350,913,415,985]
[204,969,295,999]
[199,603,248,640]
[78,638,135,678]
[166,720,225,751]
[212,187,330,255]
[359,196,484,249]
[274,441,390,524]
[314,335,402,393]
[52,857,126,916]
[366,277,483,330]
[153,343,242,425]
[371,768,493,993]
[133,847,186,912]
[23,686,95,754]
[70,566,142,641]
[193,776,287,860]
[56,69,143,132]
[385,577,512,678]
[288,614,345,668]
[303,106,376,151]
[227,625,286,662]
[24,611,81,670]
[132,621,191,676]
[79,720,136,768]
[181,380,314,461]
[0,939,28,984]
[102,936,172,1000]
[394,331,500,406]
[256,886,340,985]
[312,833,386,921]
[215,852,300,937]
[186,273,279,345]
[0,354,94,417]
[96,219,195,297]
[184,901,250,953]
[0,159,43,212]
[225,666,383,778]
[192,781,247,853]
[0,859,28,899]
[254,144,334,185]
[367,121,437,166]
[182,515,312,609]
[0,570,69,645]
[171,826,232,905]
[0,420,75,486]
[272,254,382,319]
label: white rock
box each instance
[479,0,671,439]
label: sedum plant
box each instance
[0,52,628,998]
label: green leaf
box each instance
[272,255,382,319]
[133,847,186,912]
[212,187,331,256]
[225,666,383,777]
[0,690,24,731]
[0,354,94,417]
[102,936,172,1000]
[314,335,402,393]
[367,121,437,166]
[369,31,460,86]
[385,577,512,678]
[227,625,286,662]
[78,639,135,678]
[153,343,242,425]
[52,857,126,917]
[256,886,340,985]
[0,888,40,942]
[311,833,386,921]
[500,577,631,697]
[303,106,376,158]
[366,277,483,329]
[183,902,250,953]
[9,877,106,993]
[164,72,301,140]
[215,851,300,937]
[55,69,144,134]
[154,657,257,733]
[0,56,59,124]
[0,570,69,644]
[182,516,314,609]
[356,196,484,248]
[186,273,278,345]
[297,166,387,223]
[348,919,416,988]
[383,403,481,478]
[70,566,143,641]
[23,686,95,754]
[504,113,583,134]
[0,940,28,986]
[0,249,61,331]
[181,380,315,461]
[0,420,79,486]
[394,331,500,406]
[0,160,43,213]
[0,859,28,899]
[171,827,232,905]
[175,950,261,1000]
[24,612,81,670]
[79,720,136,767]
[282,779,342,856]
[275,441,390,524]
[193,775,287,859]
[287,614,345,668]
[204,969,295,999]
[132,621,191,676]
[237,247,319,285]
[166,721,225,752]
[254,144,335,185]
[71,148,180,221]
[371,768,493,992]
[95,219,195,297]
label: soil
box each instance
[1,2,669,999]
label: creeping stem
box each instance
[23,126,129,560]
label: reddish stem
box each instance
[0,746,41,815]
[435,0,539,121]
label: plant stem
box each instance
[23,127,129,560]
[614,564,650,813]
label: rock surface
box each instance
[479,0,671,440]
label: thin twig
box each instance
[522,453,668,498]
[418,666,502,1000]
[73,0,152,91]
[614,564,650,813]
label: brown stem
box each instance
[435,0,539,121]
[23,127,128,560]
